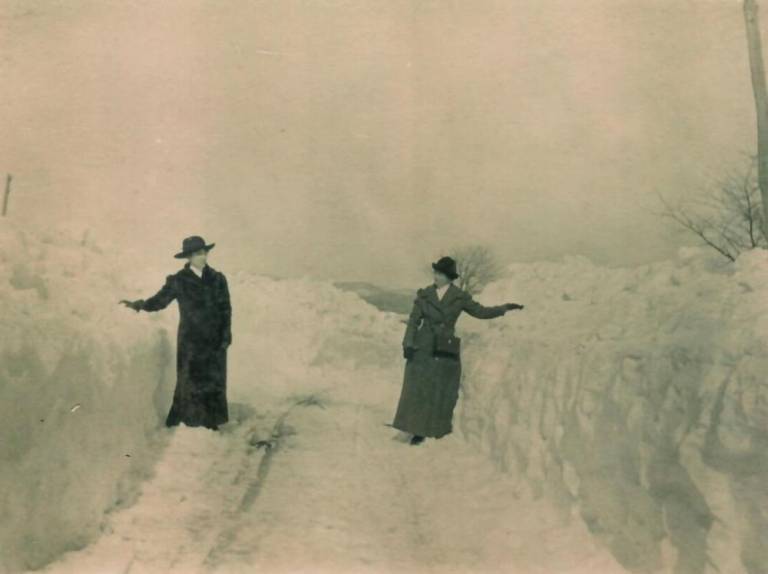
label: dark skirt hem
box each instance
[391,421,453,439]
[165,393,228,430]
[392,353,461,440]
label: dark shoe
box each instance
[410,435,425,446]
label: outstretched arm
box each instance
[462,294,508,319]
[136,275,177,312]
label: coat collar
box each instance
[182,262,213,281]
[424,283,462,308]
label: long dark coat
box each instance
[392,283,507,438]
[138,263,232,429]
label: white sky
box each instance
[0,0,760,286]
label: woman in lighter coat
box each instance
[392,256,523,445]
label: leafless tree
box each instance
[658,162,767,262]
[446,245,502,295]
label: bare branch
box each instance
[658,192,738,262]
[449,245,502,295]
[658,156,768,259]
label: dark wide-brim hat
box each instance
[174,235,216,259]
[432,256,460,280]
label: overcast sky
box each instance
[0,0,761,287]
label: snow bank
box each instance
[225,272,404,411]
[456,248,768,574]
[0,223,176,573]
[0,220,406,572]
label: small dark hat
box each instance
[432,256,460,280]
[174,236,216,259]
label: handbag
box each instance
[433,330,461,358]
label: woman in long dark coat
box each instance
[392,256,523,445]
[120,236,232,430]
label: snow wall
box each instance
[0,224,179,573]
[0,222,405,573]
[456,248,768,574]
[5,219,766,574]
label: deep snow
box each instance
[4,222,765,574]
[457,249,768,574]
[0,224,177,572]
[29,379,626,574]
[1,222,409,573]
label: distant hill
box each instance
[334,281,413,315]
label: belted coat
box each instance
[392,283,508,438]
[137,263,232,429]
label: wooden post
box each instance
[2,174,11,217]
[743,0,768,237]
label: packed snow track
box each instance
[31,394,625,574]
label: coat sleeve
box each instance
[217,274,232,346]
[402,291,424,349]
[462,294,507,319]
[139,275,177,312]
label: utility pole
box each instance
[2,174,11,217]
[743,0,768,236]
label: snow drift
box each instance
[0,222,405,573]
[224,271,404,412]
[9,218,765,574]
[456,248,768,574]
[0,224,177,573]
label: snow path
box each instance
[33,392,628,574]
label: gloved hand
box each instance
[119,299,143,312]
[403,347,416,360]
[505,303,524,311]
